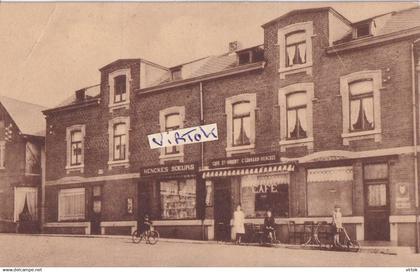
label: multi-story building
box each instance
[0,96,46,233]
[43,6,420,247]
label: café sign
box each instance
[141,163,197,177]
[209,153,279,168]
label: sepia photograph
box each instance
[1,1,420,269]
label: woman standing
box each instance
[233,204,245,244]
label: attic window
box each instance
[171,68,182,80]
[238,51,252,65]
[356,23,371,38]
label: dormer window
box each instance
[278,21,313,79]
[238,51,251,65]
[171,67,182,81]
[108,69,131,111]
[356,23,371,38]
[114,75,127,103]
[286,31,306,67]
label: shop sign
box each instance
[252,184,280,193]
[140,163,197,177]
[209,153,279,168]
[396,183,411,209]
[148,123,218,149]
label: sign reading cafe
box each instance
[148,123,218,149]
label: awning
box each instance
[202,163,295,179]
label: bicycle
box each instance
[329,225,360,252]
[132,226,160,245]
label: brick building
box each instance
[0,96,46,233]
[43,6,420,247]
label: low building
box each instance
[43,6,420,247]
[0,96,46,233]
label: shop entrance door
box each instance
[214,180,231,241]
[363,163,390,241]
[91,185,102,235]
[137,181,150,222]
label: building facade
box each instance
[43,7,420,247]
[0,96,46,233]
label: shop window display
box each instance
[160,179,196,219]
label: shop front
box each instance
[202,153,296,241]
[139,162,209,240]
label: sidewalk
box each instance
[10,233,415,255]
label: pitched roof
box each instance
[375,6,420,36]
[0,96,46,137]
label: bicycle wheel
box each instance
[147,230,159,245]
[132,230,143,244]
[346,239,360,252]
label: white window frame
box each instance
[225,93,256,156]
[65,124,86,174]
[340,70,382,145]
[159,106,185,163]
[278,83,314,151]
[58,188,85,221]
[278,21,314,79]
[108,69,131,111]
[108,116,130,169]
[0,140,5,169]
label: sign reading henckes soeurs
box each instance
[140,163,197,177]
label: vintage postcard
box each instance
[0,1,420,269]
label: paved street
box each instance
[1,234,420,267]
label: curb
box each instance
[2,233,414,255]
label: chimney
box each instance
[228,41,241,53]
[75,88,86,102]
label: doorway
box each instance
[363,163,390,241]
[91,185,102,235]
[214,180,231,241]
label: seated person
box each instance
[263,210,276,242]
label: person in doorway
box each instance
[332,205,343,247]
[233,204,245,244]
[264,209,276,243]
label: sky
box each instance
[0,2,417,108]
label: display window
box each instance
[160,179,197,219]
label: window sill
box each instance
[226,144,255,157]
[65,165,84,174]
[108,160,130,170]
[159,153,184,164]
[109,101,129,112]
[341,129,382,145]
[278,63,313,79]
[279,137,314,151]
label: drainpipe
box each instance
[411,38,420,253]
[199,81,205,241]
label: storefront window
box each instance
[241,174,289,218]
[160,179,196,219]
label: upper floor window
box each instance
[286,92,307,139]
[108,117,130,168]
[113,123,127,161]
[349,80,374,132]
[70,130,83,166]
[340,70,382,145]
[278,83,314,151]
[285,31,306,67]
[232,101,251,146]
[65,124,85,173]
[165,113,181,155]
[225,93,256,156]
[114,75,127,103]
[159,106,185,163]
[108,69,131,111]
[278,21,313,79]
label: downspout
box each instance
[199,81,205,240]
[411,38,420,253]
